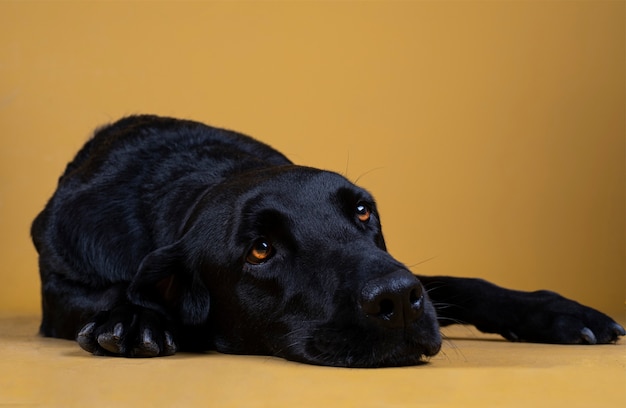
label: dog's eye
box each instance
[356,203,371,222]
[246,239,274,264]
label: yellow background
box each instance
[1,1,624,322]
[1,2,624,408]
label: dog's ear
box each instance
[128,241,211,326]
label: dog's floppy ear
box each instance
[128,241,211,326]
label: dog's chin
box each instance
[277,327,443,368]
[283,342,441,368]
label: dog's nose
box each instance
[360,271,424,329]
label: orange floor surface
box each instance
[1,314,624,407]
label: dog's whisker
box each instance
[439,332,467,362]
[436,316,467,325]
[353,166,385,185]
[424,284,448,293]
[431,302,456,310]
[406,256,438,269]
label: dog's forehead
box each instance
[251,167,371,206]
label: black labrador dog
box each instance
[32,115,624,367]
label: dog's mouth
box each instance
[274,307,443,368]
[279,324,442,368]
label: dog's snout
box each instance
[360,271,424,328]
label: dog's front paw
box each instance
[503,291,625,345]
[76,305,177,357]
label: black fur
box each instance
[31,115,624,367]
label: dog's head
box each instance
[132,166,441,367]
